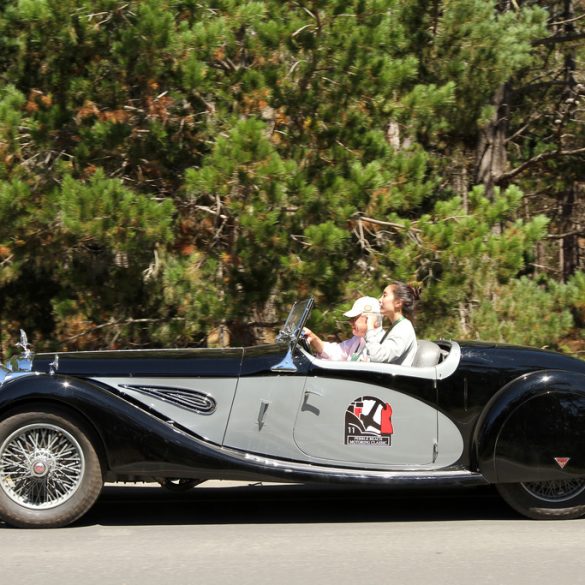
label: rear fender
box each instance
[474,370,585,483]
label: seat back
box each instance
[412,340,442,368]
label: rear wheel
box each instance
[0,409,103,528]
[497,479,585,520]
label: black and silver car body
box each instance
[2,299,585,527]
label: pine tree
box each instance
[0,0,583,355]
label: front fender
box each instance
[474,370,585,483]
[0,373,283,480]
[0,373,192,474]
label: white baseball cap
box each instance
[343,296,381,318]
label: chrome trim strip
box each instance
[119,384,217,415]
[241,451,483,483]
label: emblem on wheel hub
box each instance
[31,460,48,477]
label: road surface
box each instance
[1,482,584,585]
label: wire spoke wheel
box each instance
[0,410,103,528]
[497,478,585,520]
[0,423,85,509]
[521,479,585,503]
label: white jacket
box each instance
[365,318,417,366]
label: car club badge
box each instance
[345,396,393,446]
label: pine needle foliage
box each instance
[0,0,583,355]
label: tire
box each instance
[496,479,585,520]
[0,409,104,528]
[159,478,203,492]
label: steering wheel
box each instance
[297,332,313,355]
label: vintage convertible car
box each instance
[1,298,585,527]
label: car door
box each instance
[222,374,308,459]
[293,364,439,469]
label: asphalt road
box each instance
[1,481,584,585]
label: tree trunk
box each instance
[476,84,509,200]
[449,145,471,212]
[559,184,581,280]
[558,0,580,281]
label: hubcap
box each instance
[0,424,85,510]
[521,479,585,503]
[32,460,48,477]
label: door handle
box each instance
[257,400,270,429]
[304,388,323,397]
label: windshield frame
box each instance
[276,298,314,345]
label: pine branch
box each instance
[351,213,421,232]
[550,13,585,26]
[533,32,585,46]
[505,113,544,143]
[194,204,228,220]
[0,254,14,267]
[497,147,585,183]
[546,230,585,240]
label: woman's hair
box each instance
[390,281,419,319]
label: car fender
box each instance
[0,373,195,475]
[474,369,585,483]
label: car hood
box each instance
[33,348,246,378]
[32,342,292,378]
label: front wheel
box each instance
[496,479,585,520]
[0,409,104,528]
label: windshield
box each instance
[276,298,314,344]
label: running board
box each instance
[239,453,487,488]
[152,419,488,489]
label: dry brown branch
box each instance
[64,317,186,342]
[0,254,14,267]
[497,147,585,183]
[194,204,228,220]
[533,32,585,46]
[505,112,545,143]
[546,230,585,239]
[550,13,585,26]
[351,214,422,232]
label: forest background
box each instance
[0,0,584,357]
